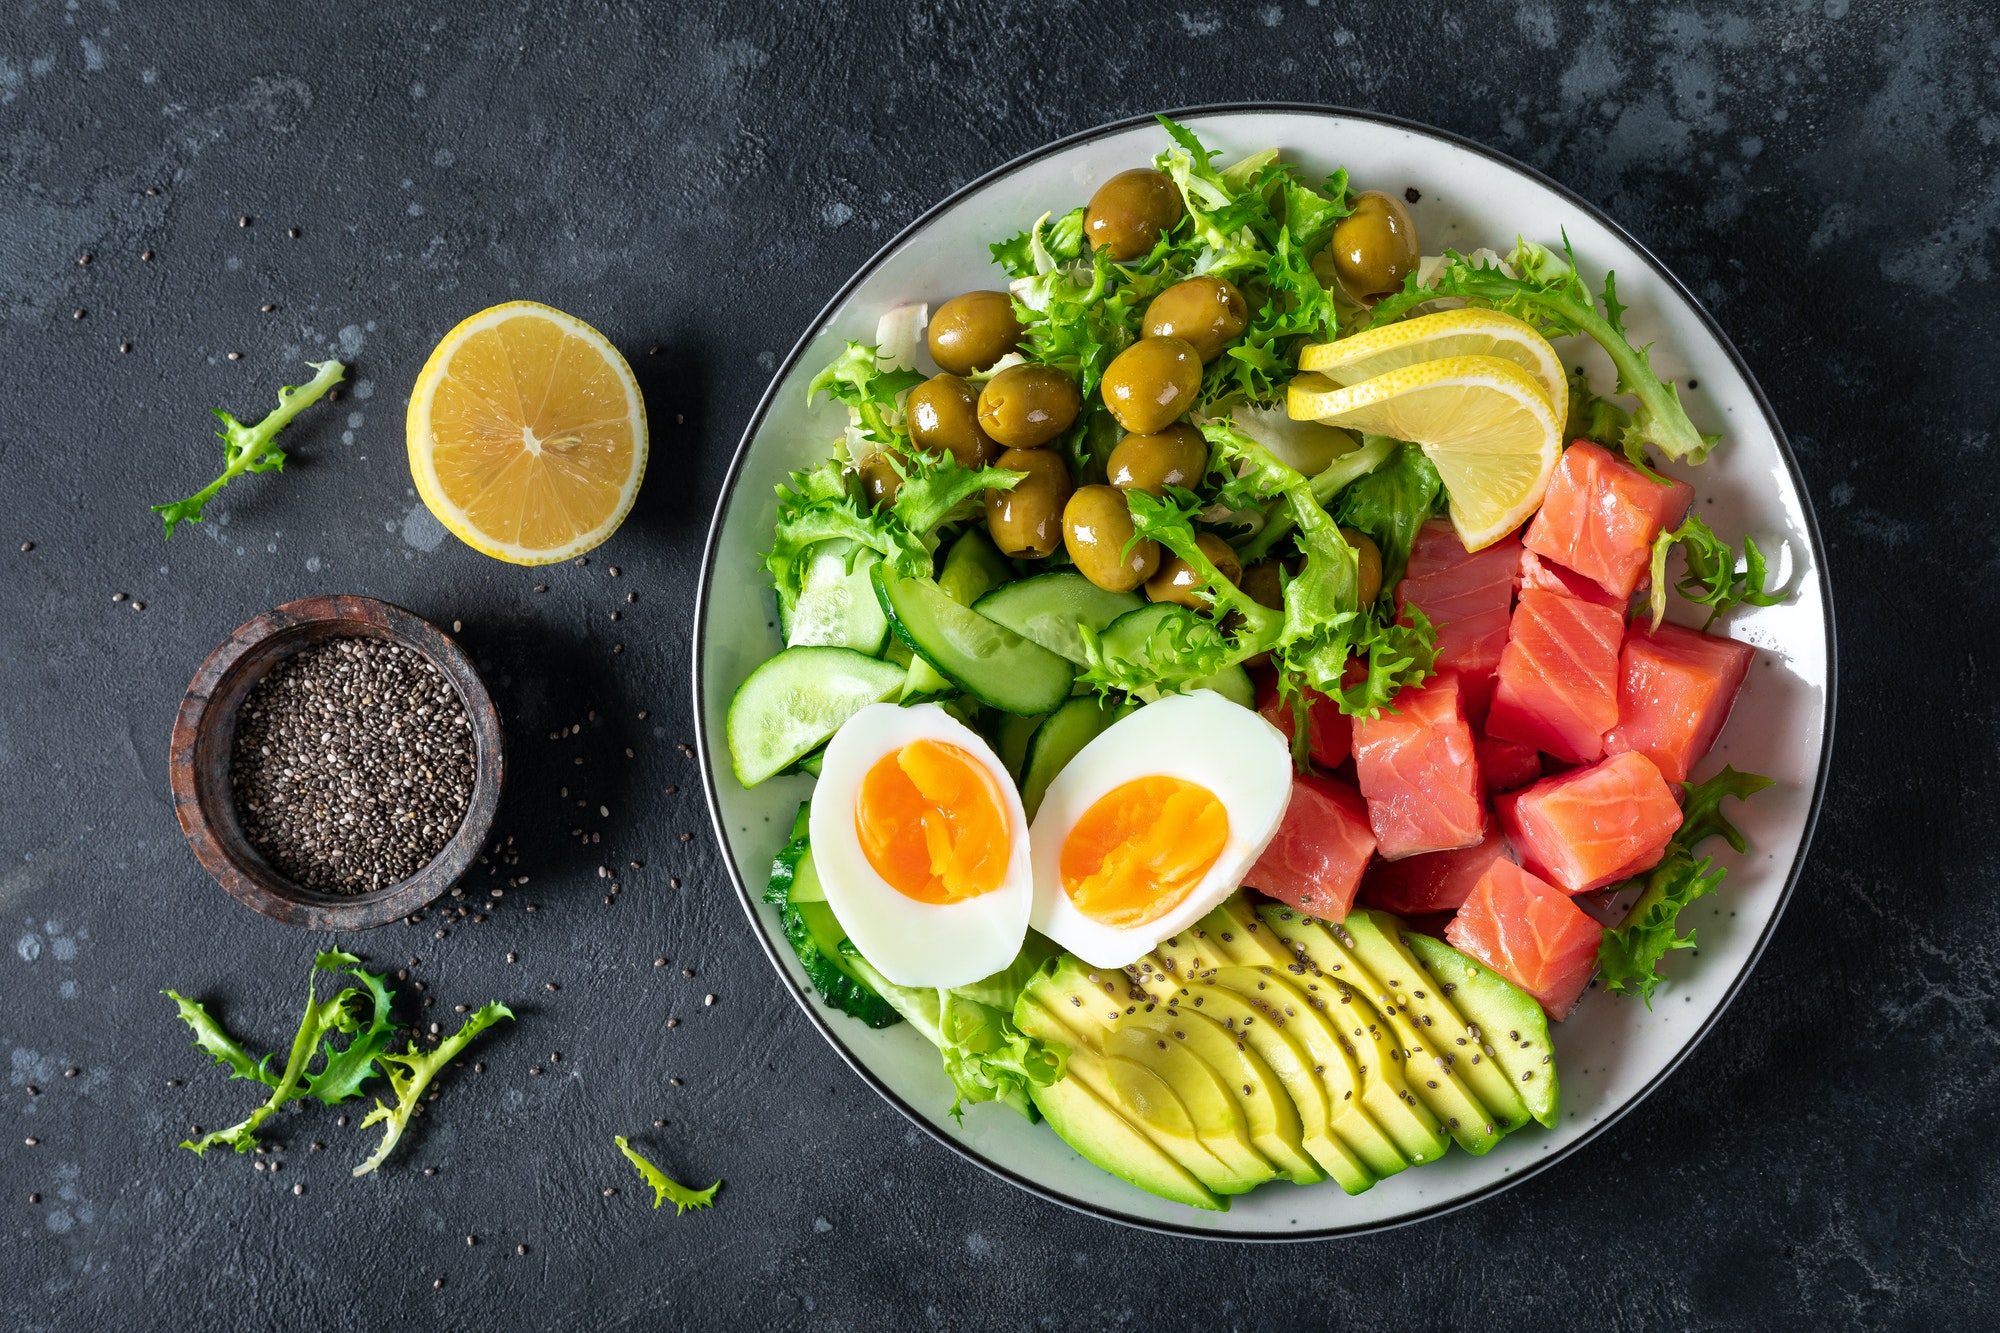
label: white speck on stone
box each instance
[142,67,158,84]
[338,324,365,357]
[306,555,322,573]
[821,201,853,227]
[347,412,365,429]
[432,149,454,167]
[58,980,77,1000]
[965,1232,991,1257]
[16,935,41,963]
[341,431,355,445]
[267,543,278,554]
[407,202,423,217]
[1177,11,1223,36]
[383,519,397,533]
[80,37,104,70]
[411,81,426,98]
[401,504,446,552]
[813,1217,832,1233]
[354,378,375,400]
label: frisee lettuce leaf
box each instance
[352,1002,515,1177]
[614,1135,721,1215]
[991,207,1087,279]
[152,360,346,538]
[173,949,391,1155]
[1368,236,1718,464]
[1329,441,1446,598]
[806,340,926,452]
[1597,767,1775,1004]
[1646,512,1786,630]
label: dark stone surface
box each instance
[2,1,1994,1328]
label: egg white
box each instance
[809,702,1033,989]
[1028,690,1293,968]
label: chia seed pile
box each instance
[230,637,476,894]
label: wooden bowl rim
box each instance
[168,594,505,930]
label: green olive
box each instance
[1084,168,1185,262]
[928,291,1026,375]
[1341,526,1385,606]
[857,450,903,510]
[1328,190,1419,299]
[1239,559,1285,611]
[1100,336,1202,435]
[1106,424,1208,497]
[986,448,1072,559]
[977,364,1082,449]
[1062,485,1159,593]
[1145,532,1242,608]
[1141,277,1249,363]
[906,373,999,469]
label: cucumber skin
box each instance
[873,565,1074,717]
[765,803,901,1029]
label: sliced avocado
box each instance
[1016,994,1240,1198]
[1340,909,1532,1132]
[1188,896,1453,1165]
[1032,960,1276,1194]
[1124,990,1325,1187]
[1148,930,1410,1181]
[1128,958,1374,1195]
[1405,931,1562,1128]
[1264,912,1502,1155]
[1026,1067,1223,1212]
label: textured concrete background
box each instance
[2,1,1994,1329]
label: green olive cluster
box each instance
[890,166,1416,604]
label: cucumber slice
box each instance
[989,710,1045,783]
[764,804,899,1028]
[973,572,1144,665]
[786,541,889,654]
[901,653,956,703]
[1021,695,1133,819]
[1192,663,1254,708]
[873,564,1074,716]
[726,646,906,787]
[938,529,1013,607]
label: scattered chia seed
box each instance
[230,637,476,894]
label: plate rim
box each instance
[691,101,1838,1242]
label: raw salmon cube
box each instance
[1486,589,1626,764]
[1398,520,1521,726]
[1523,441,1693,600]
[1359,823,1512,916]
[1497,751,1683,894]
[1604,621,1756,783]
[1352,671,1486,860]
[1244,773,1376,921]
[1477,734,1542,795]
[1253,670,1352,769]
[1517,548,1626,611]
[1446,858,1604,1020]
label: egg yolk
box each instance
[1059,776,1229,928]
[854,740,1011,904]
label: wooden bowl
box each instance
[168,595,505,930]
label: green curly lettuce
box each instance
[1328,441,1447,598]
[172,949,392,1156]
[1646,512,1786,630]
[152,359,346,537]
[615,1136,722,1215]
[351,1002,515,1177]
[1369,236,1718,464]
[1597,767,1775,1004]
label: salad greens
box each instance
[615,1136,721,1214]
[152,359,346,538]
[1369,237,1716,465]
[166,950,510,1174]
[352,1003,515,1177]
[1647,512,1786,630]
[1597,767,1775,1003]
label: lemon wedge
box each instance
[1297,309,1568,426]
[1287,355,1561,550]
[408,301,648,565]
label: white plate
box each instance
[693,106,1834,1238]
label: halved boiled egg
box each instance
[809,702,1033,988]
[1028,691,1292,968]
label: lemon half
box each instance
[1287,355,1561,551]
[408,301,648,566]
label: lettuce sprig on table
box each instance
[152,360,346,538]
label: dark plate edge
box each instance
[690,102,1838,1243]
